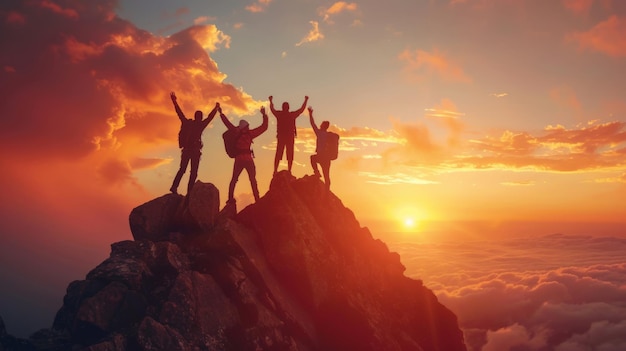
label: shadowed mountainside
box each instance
[0,171,466,351]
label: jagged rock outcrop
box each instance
[0,173,466,351]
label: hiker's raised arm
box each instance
[268,95,278,116]
[308,106,318,132]
[220,110,235,130]
[294,95,309,117]
[260,106,268,131]
[251,106,269,137]
[203,102,220,127]
[170,92,185,122]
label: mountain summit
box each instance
[1,172,466,351]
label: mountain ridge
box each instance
[0,171,466,351]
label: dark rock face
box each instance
[1,173,466,351]
[129,181,220,241]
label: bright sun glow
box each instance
[389,205,432,232]
[404,217,416,228]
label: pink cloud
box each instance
[569,15,626,57]
[398,48,471,83]
[245,0,272,13]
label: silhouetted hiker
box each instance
[220,106,268,204]
[269,95,309,175]
[308,107,339,191]
[169,92,219,195]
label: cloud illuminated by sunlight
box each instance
[193,16,214,25]
[185,25,231,51]
[0,0,262,211]
[320,1,358,24]
[490,92,508,98]
[399,48,471,83]
[569,15,626,57]
[296,21,324,46]
[500,180,536,186]
[359,172,439,185]
[245,0,272,13]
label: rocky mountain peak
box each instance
[1,171,466,351]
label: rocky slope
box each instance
[0,172,466,351]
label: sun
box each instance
[389,204,432,232]
[403,217,416,228]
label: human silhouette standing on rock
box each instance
[169,92,219,195]
[220,106,268,204]
[269,95,309,175]
[308,107,336,191]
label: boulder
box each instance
[186,181,220,230]
[129,193,183,241]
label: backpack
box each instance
[178,120,193,148]
[222,128,242,158]
[323,132,339,160]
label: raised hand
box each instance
[260,106,266,115]
[268,96,273,101]
[170,92,177,101]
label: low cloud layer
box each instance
[389,233,626,351]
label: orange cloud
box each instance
[398,48,471,83]
[425,99,466,147]
[358,171,439,185]
[296,21,324,46]
[246,0,273,13]
[386,119,444,159]
[331,116,625,175]
[320,2,358,23]
[490,93,509,98]
[193,16,212,25]
[292,124,402,155]
[185,24,231,51]
[569,15,626,57]
[0,1,260,209]
[466,121,626,171]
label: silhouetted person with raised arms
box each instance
[220,106,269,204]
[308,107,336,192]
[169,92,219,195]
[269,95,309,175]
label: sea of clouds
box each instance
[384,232,626,351]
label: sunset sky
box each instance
[1,0,625,344]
